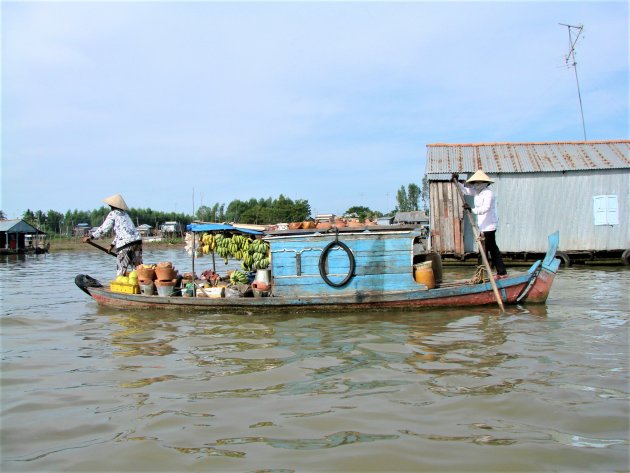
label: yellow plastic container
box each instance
[110,281,140,294]
[414,262,435,289]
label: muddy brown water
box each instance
[1,250,628,472]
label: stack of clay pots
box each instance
[154,262,178,296]
[136,264,157,295]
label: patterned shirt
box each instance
[90,209,141,249]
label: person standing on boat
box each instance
[451,171,508,280]
[83,194,143,276]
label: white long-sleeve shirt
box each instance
[90,209,141,249]
[455,181,498,232]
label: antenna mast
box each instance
[559,23,587,140]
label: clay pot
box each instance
[251,281,271,291]
[155,267,177,281]
[302,221,315,229]
[288,222,303,230]
[316,222,331,230]
[136,267,156,281]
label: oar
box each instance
[453,181,505,313]
[85,239,116,257]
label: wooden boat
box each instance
[75,227,560,312]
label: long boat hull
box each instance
[76,231,560,313]
[76,261,558,313]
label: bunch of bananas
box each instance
[198,233,271,270]
[200,233,216,255]
[215,233,247,264]
[230,269,249,285]
[247,239,271,271]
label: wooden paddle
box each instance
[452,180,505,313]
[85,239,116,257]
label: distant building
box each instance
[0,219,47,254]
[425,140,630,265]
[394,211,429,225]
[137,224,153,237]
[73,223,91,237]
[160,221,182,237]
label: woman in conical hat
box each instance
[465,170,494,184]
[451,170,507,279]
[102,193,129,211]
[83,194,143,275]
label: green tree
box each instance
[46,210,64,234]
[345,206,372,222]
[407,183,420,211]
[421,176,430,214]
[22,209,36,224]
[195,205,214,222]
[396,186,409,212]
[395,183,421,212]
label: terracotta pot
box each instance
[302,221,315,229]
[316,222,331,230]
[251,281,271,291]
[155,267,177,281]
[288,222,303,230]
[136,267,156,281]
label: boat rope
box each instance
[470,265,489,284]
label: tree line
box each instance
[2,181,428,236]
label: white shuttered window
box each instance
[593,195,619,225]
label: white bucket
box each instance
[254,269,271,285]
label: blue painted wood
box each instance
[268,230,422,297]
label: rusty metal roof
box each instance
[426,140,630,174]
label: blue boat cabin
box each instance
[267,229,425,298]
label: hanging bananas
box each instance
[198,232,217,256]
[197,233,270,271]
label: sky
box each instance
[1,0,628,220]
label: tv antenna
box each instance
[559,23,587,140]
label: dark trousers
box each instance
[482,230,507,275]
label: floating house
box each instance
[425,140,630,265]
[160,221,182,237]
[137,224,153,237]
[73,223,92,237]
[0,219,48,254]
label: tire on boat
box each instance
[622,249,630,266]
[319,240,356,288]
[556,251,571,267]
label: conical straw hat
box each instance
[466,170,494,184]
[103,194,129,211]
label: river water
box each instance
[1,249,628,472]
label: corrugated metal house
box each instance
[425,140,630,264]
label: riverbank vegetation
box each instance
[4,181,427,236]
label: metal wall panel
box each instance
[429,170,629,254]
